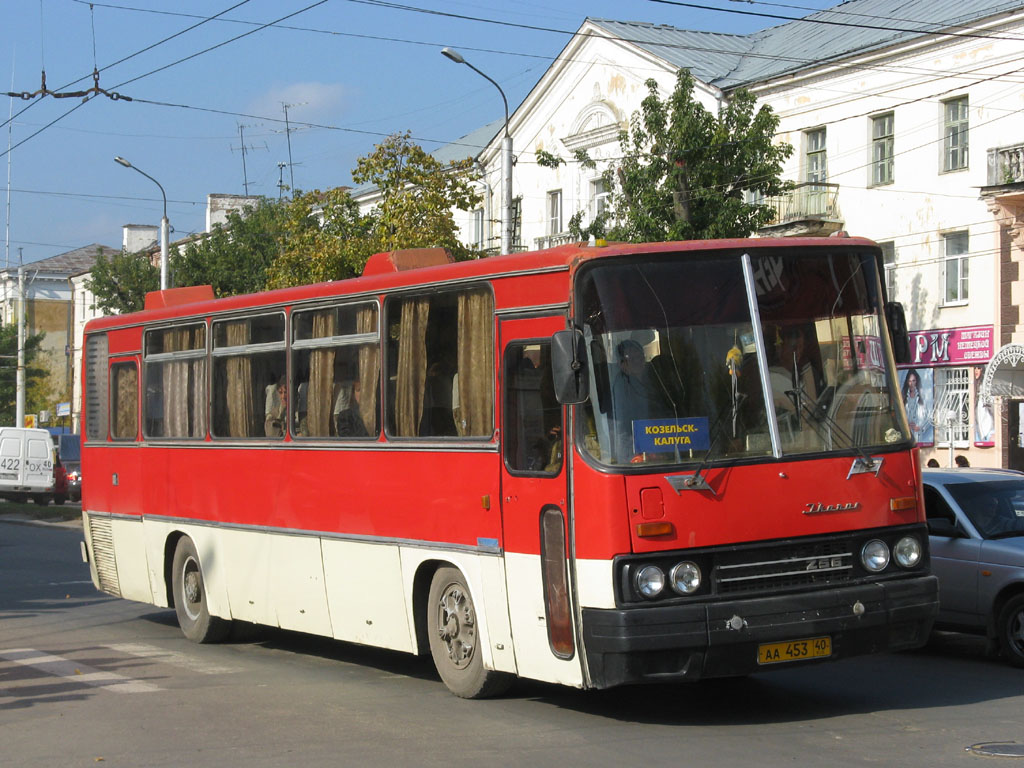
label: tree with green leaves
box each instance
[352,131,483,260]
[539,70,792,242]
[265,188,375,289]
[175,197,288,298]
[609,70,792,242]
[86,248,159,315]
[0,324,48,426]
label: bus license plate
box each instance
[757,636,831,665]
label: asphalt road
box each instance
[2,519,1023,768]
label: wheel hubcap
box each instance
[181,555,203,621]
[436,584,475,669]
[1010,609,1024,654]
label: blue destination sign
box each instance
[632,417,710,453]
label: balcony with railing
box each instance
[986,143,1024,187]
[534,232,576,250]
[756,182,844,238]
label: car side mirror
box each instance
[551,329,589,405]
[928,517,962,538]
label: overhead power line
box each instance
[1,0,257,130]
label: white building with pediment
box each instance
[354,0,1024,468]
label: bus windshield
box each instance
[576,247,908,467]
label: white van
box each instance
[0,427,55,503]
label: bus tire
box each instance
[427,567,511,699]
[171,536,229,644]
[997,594,1024,668]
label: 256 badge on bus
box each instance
[757,636,831,665]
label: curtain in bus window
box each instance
[112,364,138,439]
[162,327,207,438]
[356,306,379,435]
[395,298,429,436]
[306,310,337,437]
[456,289,493,437]
[225,321,254,437]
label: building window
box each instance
[590,178,609,220]
[943,97,969,172]
[472,208,485,249]
[879,241,896,299]
[943,231,969,305]
[935,367,970,446]
[547,190,563,235]
[805,128,827,184]
[871,113,894,186]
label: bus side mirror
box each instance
[886,302,910,364]
[551,329,589,405]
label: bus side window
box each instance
[110,362,139,441]
[386,287,493,439]
[504,342,562,475]
[84,333,109,442]
[212,314,286,439]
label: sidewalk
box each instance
[0,501,83,527]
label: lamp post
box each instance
[442,47,513,256]
[114,156,169,290]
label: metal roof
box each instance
[592,0,1024,87]
[2,243,119,277]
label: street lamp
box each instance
[442,47,514,256]
[114,156,169,290]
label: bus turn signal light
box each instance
[636,521,674,538]
[890,496,917,512]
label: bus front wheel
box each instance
[171,536,229,644]
[427,567,511,698]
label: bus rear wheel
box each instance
[171,536,229,643]
[427,567,511,699]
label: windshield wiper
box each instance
[790,388,880,470]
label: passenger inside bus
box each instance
[264,377,287,437]
[610,339,667,461]
[334,379,368,437]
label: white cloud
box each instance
[248,82,350,124]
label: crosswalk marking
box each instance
[104,642,237,675]
[0,648,160,694]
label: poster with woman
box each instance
[974,365,995,446]
[899,368,934,445]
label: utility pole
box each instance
[238,124,250,195]
[282,103,297,194]
[277,162,286,200]
[16,249,24,427]
[231,123,267,196]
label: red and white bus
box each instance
[81,237,937,697]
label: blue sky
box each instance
[1,0,838,265]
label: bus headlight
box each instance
[635,565,665,598]
[670,562,701,595]
[861,539,890,572]
[893,536,922,568]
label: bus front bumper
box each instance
[580,575,938,689]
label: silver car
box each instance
[924,467,1024,667]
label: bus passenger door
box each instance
[499,317,582,687]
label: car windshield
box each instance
[944,479,1024,539]
[575,247,908,467]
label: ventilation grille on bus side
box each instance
[89,517,121,597]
